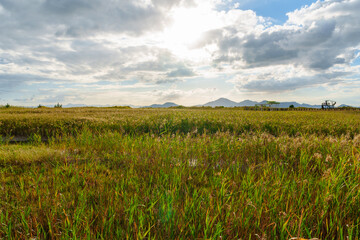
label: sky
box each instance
[0,0,359,107]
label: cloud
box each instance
[0,73,54,91]
[198,0,360,71]
[95,47,196,83]
[152,87,217,103]
[236,71,351,93]
[0,58,10,64]
[166,67,196,78]
[0,0,173,40]
[0,0,360,105]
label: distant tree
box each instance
[54,103,62,108]
[266,101,280,108]
[5,103,10,108]
[289,104,295,109]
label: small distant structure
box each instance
[322,100,336,109]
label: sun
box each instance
[164,8,205,46]
[159,5,220,60]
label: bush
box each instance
[289,104,295,108]
[5,103,10,108]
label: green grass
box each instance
[0,108,359,239]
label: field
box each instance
[0,107,359,239]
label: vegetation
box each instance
[267,101,280,108]
[0,107,359,239]
[110,106,132,109]
[54,103,62,108]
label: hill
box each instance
[143,102,179,108]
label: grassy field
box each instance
[0,107,359,239]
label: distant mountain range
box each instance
[30,98,357,108]
[141,98,357,108]
[203,98,323,108]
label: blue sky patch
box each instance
[233,0,318,23]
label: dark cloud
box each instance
[217,20,349,69]
[0,0,165,40]
[241,31,299,67]
[0,0,197,41]
[43,0,93,15]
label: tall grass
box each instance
[0,108,359,239]
[0,108,359,138]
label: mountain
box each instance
[273,102,321,108]
[338,104,358,108]
[144,102,179,108]
[202,98,324,108]
[203,98,239,107]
